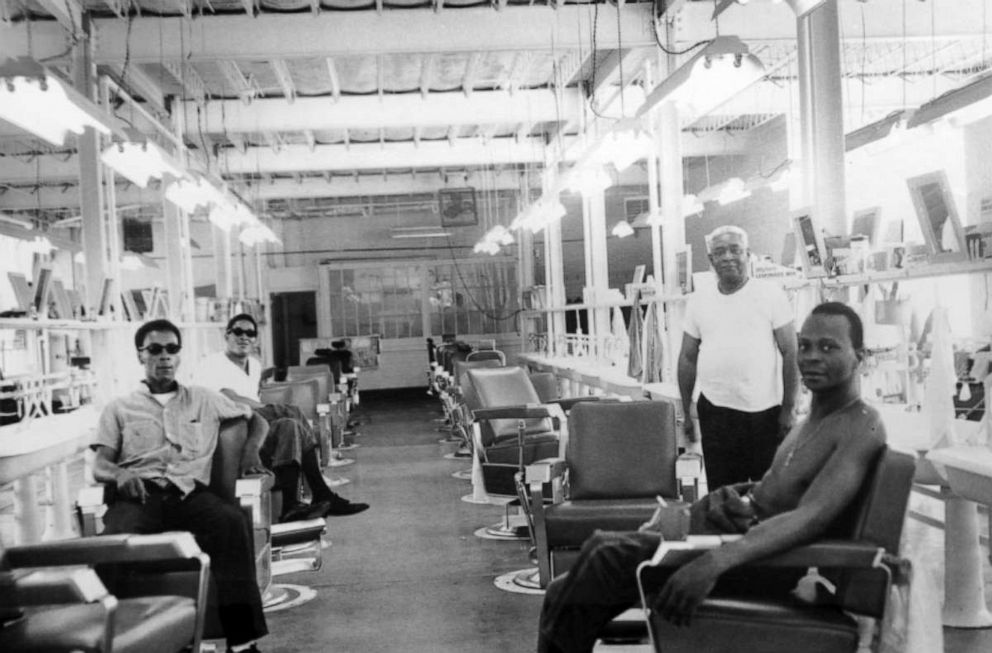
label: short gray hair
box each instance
[704,225,749,253]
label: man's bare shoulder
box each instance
[832,400,887,454]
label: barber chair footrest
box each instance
[272,518,327,548]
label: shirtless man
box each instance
[537,302,886,653]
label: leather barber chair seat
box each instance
[525,400,683,587]
[635,447,916,653]
[0,532,208,653]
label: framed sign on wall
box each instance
[438,188,478,227]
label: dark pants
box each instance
[255,404,318,468]
[103,482,268,646]
[697,394,780,490]
[537,528,802,653]
[254,404,337,514]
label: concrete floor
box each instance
[5,386,992,652]
[251,387,992,653]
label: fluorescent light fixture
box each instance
[682,194,705,217]
[636,35,766,122]
[0,57,115,146]
[101,132,186,188]
[611,221,635,238]
[906,72,992,130]
[717,178,751,205]
[592,121,653,172]
[390,226,451,239]
[562,166,614,195]
[239,223,280,246]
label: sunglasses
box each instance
[228,327,258,338]
[140,343,182,356]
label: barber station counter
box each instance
[0,405,99,545]
[875,405,992,628]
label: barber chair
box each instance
[524,400,683,588]
[282,366,356,460]
[462,367,561,498]
[439,358,504,456]
[77,418,326,607]
[1,532,209,653]
[634,447,915,653]
[528,371,560,404]
[466,349,506,366]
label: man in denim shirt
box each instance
[91,319,269,653]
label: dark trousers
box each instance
[537,529,802,653]
[696,394,780,490]
[103,482,268,646]
[254,404,337,514]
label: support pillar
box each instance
[545,204,566,357]
[796,0,847,237]
[582,190,610,350]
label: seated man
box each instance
[193,313,368,520]
[538,302,886,653]
[92,319,268,653]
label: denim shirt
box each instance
[92,383,252,495]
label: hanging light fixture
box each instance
[635,36,766,122]
[611,221,635,238]
[0,57,116,146]
[101,130,186,188]
[239,223,280,246]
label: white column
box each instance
[545,209,566,356]
[796,0,847,237]
[583,191,611,348]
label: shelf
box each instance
[784,258,992,289]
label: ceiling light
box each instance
[717,178,751,205]
[0,57,116,146]
[611,221,635,238]
[636,35,766,122]
[682,194,705,218]
[906,72,992,130]
[390,226,451,239]
[101,131,186,188]
[239,223,280,246]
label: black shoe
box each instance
[280,501,329,523]
[324,498,369,516]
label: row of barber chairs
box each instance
[429,344,919,653]
[2,361,362,652]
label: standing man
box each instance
[92,319,269,653]
[538,302,886,653]
[678,225,799,490]
[193,313,368,520]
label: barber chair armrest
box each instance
[525,457,567,485]
[638,538,894,575]
[549,396,613,412]
[473,404,562,422]
[3,533,207,570]
[0,567,112,608]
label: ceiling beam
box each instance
[34,0,84,36]
[178,88,583,135]
[0,6,657,63]
[0,129,763,184]
[0,171,545,210]
[271,59,296,103]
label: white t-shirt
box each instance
[192,351,263,402]
[683,278,793,412]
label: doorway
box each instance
[270,291,317,368]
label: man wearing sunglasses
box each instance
[194,313,369,521]
[91,319,269,653]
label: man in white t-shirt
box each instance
[678,226,799,490]
[194,313,368,520]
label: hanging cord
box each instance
[652,14,712,57]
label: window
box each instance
[324,259,518,339]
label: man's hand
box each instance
[778,406,796,439]
[653,554,722,626]
[115,469,148,503]
[703,486,756,533]
[239,449,269,477]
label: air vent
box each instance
[624,196,650,223]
